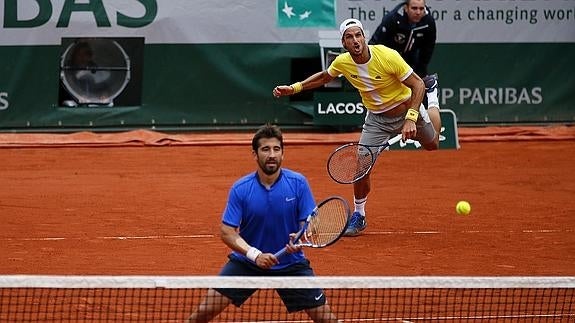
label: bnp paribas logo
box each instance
[277,0,336,28]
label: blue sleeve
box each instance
[222,187,242,227]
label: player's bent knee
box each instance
[423,141,439,151]
[421,134,440,151]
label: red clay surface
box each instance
[1,133,574,276]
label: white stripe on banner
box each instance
[0,0,573,45]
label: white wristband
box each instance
[246,247,262,262]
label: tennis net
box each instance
[1,275,574,322]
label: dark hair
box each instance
[252,123,284,151]
[405,0,425,6]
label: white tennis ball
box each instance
[456,201,471,215]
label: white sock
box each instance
[354,197,367,217]
[427,89,439,109]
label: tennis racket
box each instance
[273,196,350,259]
[327,134,402,184]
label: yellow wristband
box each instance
[405,108,419,122]
[290,82,303,94]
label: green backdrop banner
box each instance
[0,42,572,131]
[1,1,573,132]
[0,43,575,130]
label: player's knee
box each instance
[421,133,440,151]
[423,141,439,151]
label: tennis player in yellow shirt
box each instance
[273,18,441,237]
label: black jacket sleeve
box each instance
[369,15,391,45]
[414,15,437,77]
[368,3,403,46]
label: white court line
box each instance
[0,229,572,242]
[0,234,215,241]
[365,229,573,235]
[229,312,575,323]
[233,312,575,322]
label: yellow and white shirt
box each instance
[327,45,413,113]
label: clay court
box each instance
[1,126,574,277]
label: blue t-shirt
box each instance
[222,168,316,270]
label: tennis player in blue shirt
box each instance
[188,124,338,322]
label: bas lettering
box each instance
[3,0,158,28]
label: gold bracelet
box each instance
[290,82,303,94]
[405,108,419,122]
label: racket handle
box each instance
[377,134,402,154]
[388,134,402,145]
[273,247,288,259]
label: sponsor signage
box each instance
[0,1,573,45]
[314,92,460,149]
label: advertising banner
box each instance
[0,1,573,131]
[1,1,573,45]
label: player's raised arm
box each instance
[400,72,426,140]
[402,72,426,112]
[273,71,335,98]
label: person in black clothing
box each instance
[369,0,436,78]
[369,0,441,132]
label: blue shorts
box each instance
[215,255,326,313]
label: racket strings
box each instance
[328,145,374,184]
[305,199,349,247]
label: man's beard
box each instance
[260,159,280,175]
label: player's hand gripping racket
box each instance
[273,196,350,259]
[327,134,402,184]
